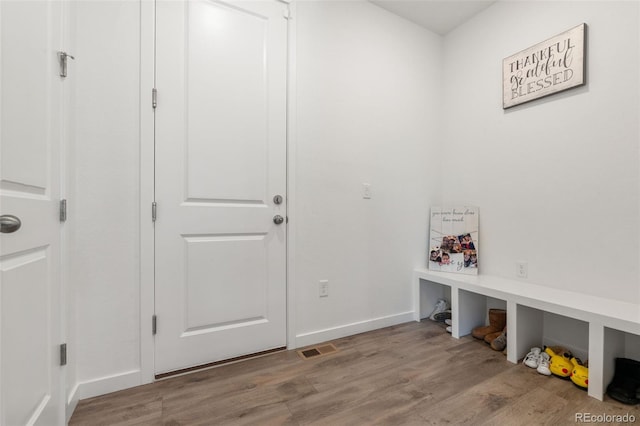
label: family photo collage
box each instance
[428,207,479,275]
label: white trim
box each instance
[65,384,79,424]
[0,5,4,424]
[66,383,79,407]
[60,0,74,422]
[293,312,415,349]
[285,0,297,351]
[74,370,141,401]
[638,2,640,309]
[139,0,156,385]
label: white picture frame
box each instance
[428,206,479,275]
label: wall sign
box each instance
[503,23,586,109]
[428,206,478,275]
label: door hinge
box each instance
[60,343,67,366]
[152,88,157,109]
[283,8,291,19]
[152,202,157,222]
[57,51,75,78]
[152,315,157,335]
[60,199,67,222]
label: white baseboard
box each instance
[66,383,80,424]
[74,370,142,401]
[293,311,415,349]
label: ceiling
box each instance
[369,0,496,35]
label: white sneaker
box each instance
[537,352,551,375]
[429,299,449,321]
[444,319,452,326]
[446,326,452,333]
[433,309,452,322]
[523,347,541,368]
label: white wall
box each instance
[64,0,445,400]
[63,0,640,405]
[442,1,640,304]
[292,1,443,345]
[66,0,141,401]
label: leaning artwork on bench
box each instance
[428,206,479,275]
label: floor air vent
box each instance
[297,343,338,360]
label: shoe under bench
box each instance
[413,268,640,401]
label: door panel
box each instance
[183,234,268,331]
[186,0,269,202]
[0,0,62,424]
[1,250,51,426]
[155,0,287,374]
[1,1,52,193]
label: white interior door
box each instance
[154,0,288,374]
[0,1,63,424]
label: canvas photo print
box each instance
[428,207,479,275]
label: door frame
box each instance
[138,0,297,383]
[139,0,155,385]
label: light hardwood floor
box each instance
[70,321,640,425]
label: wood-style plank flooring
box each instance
[70,321,640,425]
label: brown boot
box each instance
[484,330,502,344]
[471,309,506,340]
[490,326,507,351]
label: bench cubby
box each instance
[417,279,451,320]
[512,306,589,362]
[456,289,506,338]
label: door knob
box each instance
[273,215,284,225]
[0,215,22,233]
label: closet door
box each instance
[0,1,64,424]
[154,0,288,374]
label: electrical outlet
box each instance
[319,280,329,297]
[516,261,528,278]
[362,183,371,199]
